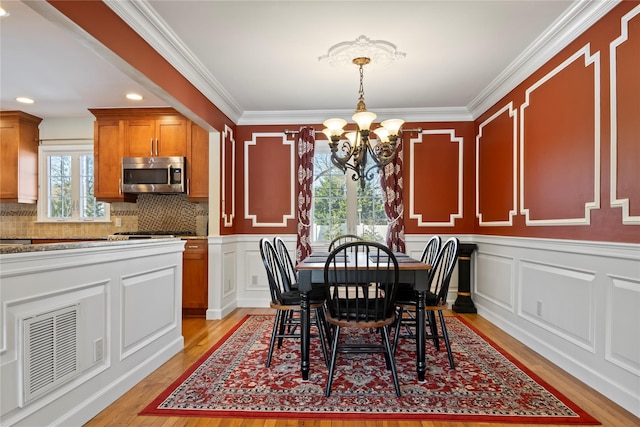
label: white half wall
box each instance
[472,235,639,417]
[0,239,185,426]
[210,232,639,416]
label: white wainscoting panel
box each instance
[206,236,238,320]
[472,235,640,417]
[121,267,178,359]
[519,260,596,351]
[0,240,185,426]
[476,252,515,311]
[606,274,640,375]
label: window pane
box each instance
[47,155,72,218]
[79,154,105,218]
[312,149,389,244]
[313,152,348,241]
[356,178,388,242]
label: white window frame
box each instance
[37,144,110,223]
[312,142,387,244]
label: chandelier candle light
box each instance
[321,35,411,188]
[322,57,405,188]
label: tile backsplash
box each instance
[0,194,208,238]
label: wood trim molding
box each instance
[409,129,464,227]
[609,5,640,225]
[519,44,601,226]
[244,132,295,227]
[222,125,236,227]
[476,102,518,226]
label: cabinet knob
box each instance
[187,245,199,249]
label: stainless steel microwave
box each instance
[122,156,185,194]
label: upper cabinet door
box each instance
[0,111,42,204]
[124,117,187,157]
[155,117,187,157]
[124,119,155,157]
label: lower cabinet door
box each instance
[182,239,208,316]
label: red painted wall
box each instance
[50,1,639,243]
[47,0,237,234]
[475,1,639,243]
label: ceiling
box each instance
[0,1,607,124]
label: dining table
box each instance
[296,250,432,381]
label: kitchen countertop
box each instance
[0,235,207,242]
[0,237,184,255]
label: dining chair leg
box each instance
[381,325,401,397]
[277,310,290,348]
[325,325,341,397]
[267,310,283,367]
[427,310,439,349]
[313,307,330,367]
[317,306,333,345]
[437,311,455,369]
[392,307,404,357]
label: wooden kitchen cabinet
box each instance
[182,239,208,316]
[124,115,187,157]
[0,111,42,203]
[92,117,131,202]
[89,108,206,202]
[186,122,209,201]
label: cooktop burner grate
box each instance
[113,231,195,236]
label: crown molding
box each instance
[237,107,473,126]
[107,0,619,126]
[104,0,243,124]
[467,0,620,119]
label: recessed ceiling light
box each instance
[0,7,10,17]
[126,93,143,101]
[16,97,34,104]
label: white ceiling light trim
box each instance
[318,35,406,69]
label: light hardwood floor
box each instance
[84,308,637,427]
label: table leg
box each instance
[300,290,310,380]
[415,290,427,381]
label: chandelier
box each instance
[322,56,405,189]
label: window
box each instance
[312,144,387,243]
[37,145,109,222]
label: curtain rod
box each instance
[283,129,320,135]
[284,128,423,135]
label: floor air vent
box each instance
[22,304,80,404]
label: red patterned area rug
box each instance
[140,315,599,424]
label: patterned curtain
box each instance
[380,137,406,253]
[295,126,315,264]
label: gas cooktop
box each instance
[108,231,195,240]
[113,231,195,236]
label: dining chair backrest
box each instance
[324,241,399,324]
[273,236,297,291]
[420,235,441,267]
[328,234,362,252]
[259,238,288,305]
[428,237,459,306]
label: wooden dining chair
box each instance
[328,234,362,251]
[393,235,441,354]
[323,241,401,397]
[273,236,298,291]
[259,238,329,368]
[392,237,459,369]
